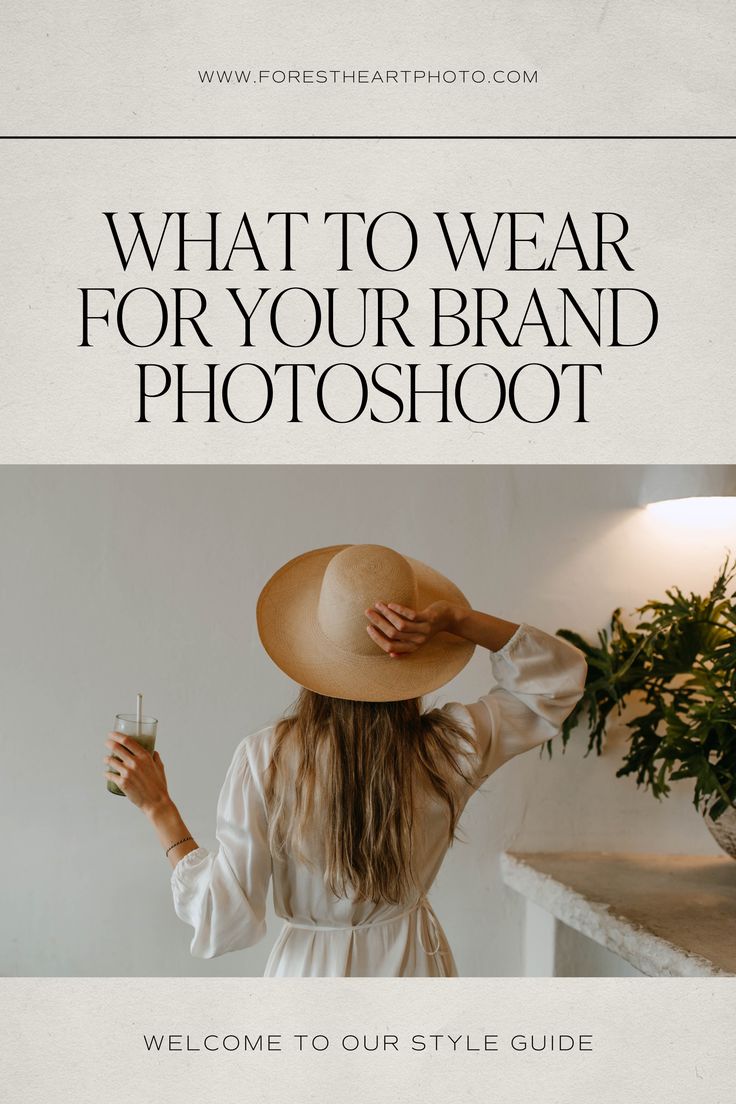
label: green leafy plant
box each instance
[555,558,736,820]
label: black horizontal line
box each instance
[1,134,734,141]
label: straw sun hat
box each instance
[256,544,475,702]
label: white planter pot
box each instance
[705,806,736,859]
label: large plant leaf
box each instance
[555,557,736,818]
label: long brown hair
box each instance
[264,689,476,904]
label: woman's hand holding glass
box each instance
[104,732,199,866]
[104,733,171,815]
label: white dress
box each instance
[171,623,586,977]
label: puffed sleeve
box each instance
[170,733,272,959]
[445,623,587,788]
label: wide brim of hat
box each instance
[256,545,475,702]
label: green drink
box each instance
[108,712,158,796]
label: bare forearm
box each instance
[448,606,520,652]
[146,799,200,869]
[366,599,520,660]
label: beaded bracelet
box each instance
[165,835,193,858]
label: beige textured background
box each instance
[3,5,736,1094]
[2,977,735,1104]
[1,138,735,463]
[1,464,732,977]
[2,1,734,135]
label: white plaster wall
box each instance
[1,465,732,977]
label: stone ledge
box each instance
[501,851,736,977]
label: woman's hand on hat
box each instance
[365,600,457,658]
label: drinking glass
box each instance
[107,713,158,796]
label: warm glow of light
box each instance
[645,496,736,530]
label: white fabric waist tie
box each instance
[281,896,443,955]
